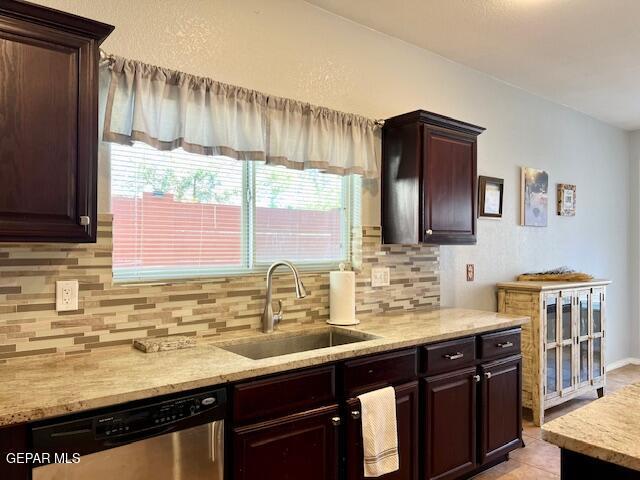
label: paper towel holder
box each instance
[326,318,360,326]
[327,263,360,326]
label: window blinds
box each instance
[111,142,354,282]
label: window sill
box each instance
[112,262,351,287]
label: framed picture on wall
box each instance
[520,167,549,227]
[557,183,576,216]
[478,176,504,218]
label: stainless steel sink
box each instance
[219,328,378,360]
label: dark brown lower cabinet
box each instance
[0,424,29,479]
[479,355,523,465]
[233,404,340,480]
[345,381,419,480]
[424,367,477,480]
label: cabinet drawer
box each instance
[343,349,418,396]
[233,366,336,424]
[478,329,521,360]
[422,337,476,375]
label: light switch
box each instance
[371,267,390,287]
[56,280,79,311]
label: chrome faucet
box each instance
[262,261,307,333]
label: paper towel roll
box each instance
[328,264,359,326]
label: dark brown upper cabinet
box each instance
[382,110,485,245]
[0,1,113,242]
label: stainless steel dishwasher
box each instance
[31,387,226,480]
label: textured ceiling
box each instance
[306,0,640,130]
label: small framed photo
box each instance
[557,183,576,216]
[478,176,504,218]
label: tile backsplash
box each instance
[0,215,439,362]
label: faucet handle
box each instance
[273,300,283,324]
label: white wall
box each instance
[33,0,634,362]
[629,131,640,358]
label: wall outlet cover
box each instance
[56,280,79,312]
[466,264,475,282]
[371,267,390,287]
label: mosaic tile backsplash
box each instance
[0,215,439,362]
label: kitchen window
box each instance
[110,142,359,282]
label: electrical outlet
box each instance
[56,280,79,312]
[371,267,390,287]
[466,264,475,282]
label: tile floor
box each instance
[472,364,640,479]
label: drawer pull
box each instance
[497,341,514,349]
[443,352,464,360]
[473,374,480,383]
[331,416,342,426]
[485,372,492,379]
[351,410,361,420]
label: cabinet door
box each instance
[479,356,523,465]
[590,288,605,383]
[559,291,577,396]
[233,405,340,480]
[576,290,591,387]
[423,367,477,480]
[422,126,477,245]
[345,381,419,480]
[0,423,29,480]
[0,9,107,242]
[543,293,560,400]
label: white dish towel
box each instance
[357,386,400,477]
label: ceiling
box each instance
[306,0,640,130]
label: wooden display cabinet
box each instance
[497,280,610,425]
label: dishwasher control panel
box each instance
[32,387,227,459]
[94,389,225,439]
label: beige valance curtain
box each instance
[102,54,380,178]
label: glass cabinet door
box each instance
[578,291,589,337]
[545,295,557,344]
[592,291,602,334]
[591,289,605,383]
[561,295,573,342]
[546,347,558,397]
[577,290,590,387]
[561,344,574,391]
[592,337,603,380]
[559,292,576,395]
[578,339,589,384]
[544,294,560,399]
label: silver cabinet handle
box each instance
[443,352,464,360]
[473,374,480,383]
[497,341,513,348]
[426,229,433,235]
[350,410,361,420]
[79,216,91,226]
[484,372,492,379]
[331,416,342,426]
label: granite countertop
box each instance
[0,307,527,428]
[542,383,640,471]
